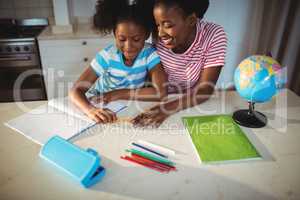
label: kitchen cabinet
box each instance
[38,37,113,99]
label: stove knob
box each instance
[24,46,30,51]
[15,47,20,52]
[6,46,12,52]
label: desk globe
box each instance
[233,55,281,128]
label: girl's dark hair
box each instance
[94,0,155,35]
[154,0,209,19]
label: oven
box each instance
[0,18,48,102]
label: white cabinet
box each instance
[38,37,113,99]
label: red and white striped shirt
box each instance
[156,19,227,93]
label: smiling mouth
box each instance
[124,52,137,57]
[160,37,173,45]
[123,52,138,63]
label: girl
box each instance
[132,0,228,127]
[69,0,167,124]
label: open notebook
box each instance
[5,95,187,145]
[5,97,127,145]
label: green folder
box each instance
[182,115,261,163]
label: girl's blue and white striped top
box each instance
[87,43,161,96]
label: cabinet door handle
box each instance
[82,41,87,45]
[83,57,89,62]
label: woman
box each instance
[132,0,228,127]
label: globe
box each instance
[234,55,280,103]
[233,55,282,128]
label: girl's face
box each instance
[153,4,197,53]
[115,21,148,66]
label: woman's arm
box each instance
[161,66,221,112]
[132,66,222,127]
[92,63,168,102]
[69,66,116,123]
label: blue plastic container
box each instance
[40,136,105,188]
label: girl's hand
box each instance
[89,92,114,105]
[85,107,117,123]
[131,105,170,128]
[89,95,108,105]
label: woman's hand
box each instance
[85,106,117,123]
[131,104,170,128]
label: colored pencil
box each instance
[121,156,167,173]
[137,140,176,157]
[132,142,168,158]
[126,149,175,166]
[130,155,171,172]
[131,153,176,171]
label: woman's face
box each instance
[153,4,196,53]
[115,21,148,65]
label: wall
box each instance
[0,0,53,19]
[205,0,262,88]
[70,0,95,17]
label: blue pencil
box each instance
[132,142,168,158]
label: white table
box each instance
[1,89,300,200]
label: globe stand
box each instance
[233,102,267,128]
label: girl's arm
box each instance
[69,66,116,123]
[92,63,167,102]
[132,66,222,127]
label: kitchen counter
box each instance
[1,89,300,200]
[38,23,114,40]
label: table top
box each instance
[1,89,300,200]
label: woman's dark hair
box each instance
[154,0,209,19]
[94,0,155,35]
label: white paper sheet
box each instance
[48,97,127,122]
[5,97,128,145]
[5,104,95,145]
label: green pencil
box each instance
[126,149,175,166]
